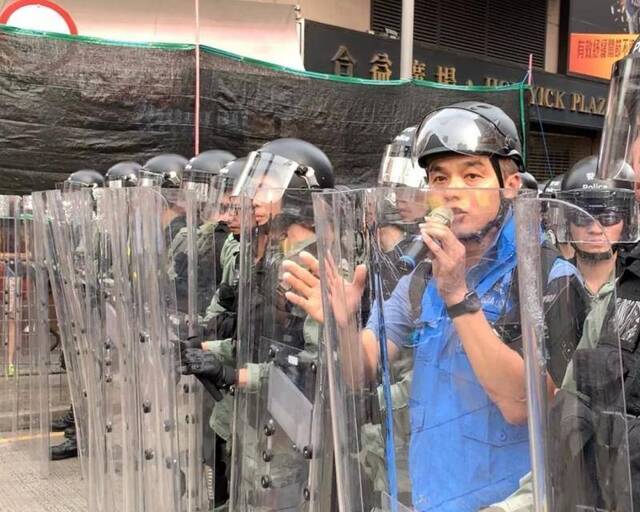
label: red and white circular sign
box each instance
[0,0,77,35]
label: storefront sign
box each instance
[305,21,610,130]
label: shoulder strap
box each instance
[408,260,432,322]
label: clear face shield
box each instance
[231,150,317,201]
[106,179,124,189]
[106,174,138,189]
[203,173,243,231]
[181,169,216,202]
[137,169,164,188]
[597,53,640,242]
[62,180,97,193]
[378,142,428,188]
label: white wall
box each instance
[0,0,305,68]
[252,0,371,32]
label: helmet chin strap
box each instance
[572,243,614,262]
[490,155,505,188]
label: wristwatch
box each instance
[446,290,481,319]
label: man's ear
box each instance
[503,172,522,190]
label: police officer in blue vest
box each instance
[283,102,586,511]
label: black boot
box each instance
[64,426,76,439]
[51,407,74,431]
[50,436,78,461]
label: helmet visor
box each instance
[138,170,164,188]
[62,181,96,192]
[107,180,123,189]
[378,143,427,188]
[181,170,214,201]
[203,173,242,225]
[598,55,640,187]
[413,108,514,169]
[231,151,300,200]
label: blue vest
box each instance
[407,215,530,511]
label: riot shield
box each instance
[165,186,209,512]
[97,187,141,512]
[37,187,109,509]
[32,191,90,482]
[229,187,334,511]
[0,195,21,434]
[0,195,45,464]
[312,187,587,512]
[511,195,634,511]
[28,194,54,478]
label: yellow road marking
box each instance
[0,431,64,444]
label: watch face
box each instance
[447,291,481,318]
[464,292,482,313]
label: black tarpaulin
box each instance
[0,25,528,194]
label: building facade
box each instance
[300,0,625,180]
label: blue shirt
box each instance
[366,213,578,511]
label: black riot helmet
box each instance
[105,161,142,188]
[559,156,635,210]
[63,169,105,192]
[413,101,524,186]
[140,153,188,188]
[185,150,236,176]
[559,155,636,260]
[183,150,236,199]
[233,138,334,199]
[379,126,427,188]
[222,156,248,182]
[520,172,539,192]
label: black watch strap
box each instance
[446,291,481,319]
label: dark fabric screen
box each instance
[0,25,528,193]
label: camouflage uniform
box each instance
[487,279,615,512]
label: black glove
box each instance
[217,283,238,312]
[177,323,206,355]
[181,348,235,401]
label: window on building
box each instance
[527,131,598,181]
[372,0,547,68]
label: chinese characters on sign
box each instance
[331,45,356,77]
[328,45,607,117]
[369,53,392,80]
[412,59,426,80]
[435,65,457,84]
[576,37,634,59]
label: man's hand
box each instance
[420,218,468,306]
[282,251,324,323]
[282,251,367,327]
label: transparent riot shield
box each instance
[165,186,209,512]
[32,191,90,482]
[98,186,141,512]
[101,186,206,512]
[28,195,53,478]
[513,195,634,512]
[312,187,588,512]
[13,198,33,437]
[38,188,109,509]
[229,187,334,511]
[0,195,21,435]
